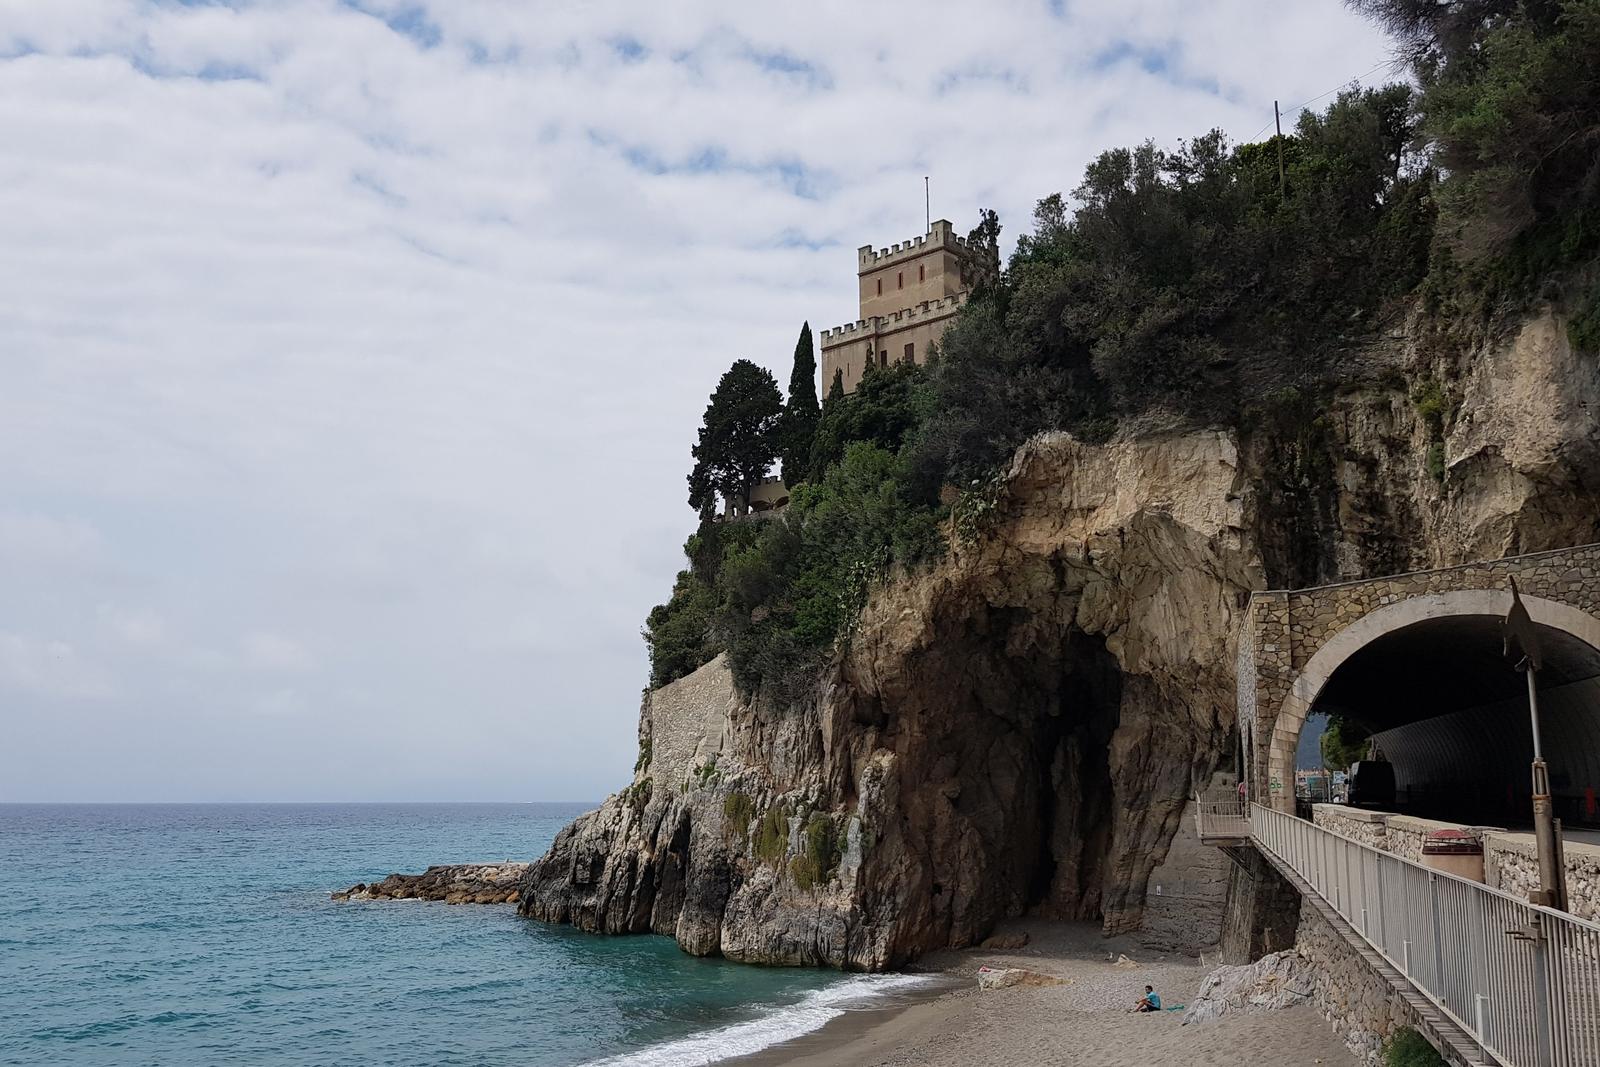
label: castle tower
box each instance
[818,219,997,396]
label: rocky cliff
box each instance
[519,308,1600,970]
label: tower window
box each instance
[876,278,882,296]
[879,350,888,367]
[904,342,914,362]
[919,264,925,282]
[897,271,903,289]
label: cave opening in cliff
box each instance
[1307,614,1600,829]
[1024,631,1121,919]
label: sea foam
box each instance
[581,973,937,1067]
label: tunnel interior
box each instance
[1309,614,1600,827]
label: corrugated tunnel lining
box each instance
[1311,614,1600,825]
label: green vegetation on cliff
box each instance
[914,84,1433,487]
[647,0,1599,699]
[646,384,944,694]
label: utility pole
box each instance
[1274,100,1285,198]
[924,176,930,234]
[1504,578,1568,912]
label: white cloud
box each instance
[0,632,112,699]
[0,512,103,563]
[242,632,315,672]
[251,687,309,717]
[96,604,168,648]
[0,0,1395,799]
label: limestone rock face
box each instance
[1182,950,1313,1024]
[519,308,1600,970]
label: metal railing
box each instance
[1193,795,1251,840]
[1251,804,1600,1067]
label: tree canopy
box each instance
[687,359,783,515]
[1352,0,1600,291]
[915,85,1433,487]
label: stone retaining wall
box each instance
[1310,804,1600,918]
[1295,904,1424,1066]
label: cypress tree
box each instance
[779,322,821,487]
[826,367,845,403]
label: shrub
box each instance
[789,814,841,890]
[722,792,755,838]
[643,571,718,688]
[1568,283,1600,353]
[1383,1027,1444,1067]
[1425,442,1446,484]
[753,804,790,863]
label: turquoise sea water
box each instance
[0,804,926,1066]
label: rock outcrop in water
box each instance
[519,308,1600,969]
[335,863,528,903]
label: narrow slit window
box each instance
[919,264,925,282]
[897,271,903,289]
[876,278,882,296]
[904,342,914,362]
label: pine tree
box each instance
[687,359,784,516]
[779,323,821,487]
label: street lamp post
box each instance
[1503,578,1569,912]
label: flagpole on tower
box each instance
[925,176,930,233]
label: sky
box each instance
[0,0,1397,802]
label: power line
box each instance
[1245,57,1409,142]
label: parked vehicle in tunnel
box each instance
[1346,759,1396,809]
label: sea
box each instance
[0,803,931,1066]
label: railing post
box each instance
[1430,872,1445,989]
[1375,851,1387,951]
[1532,913,1554,1067]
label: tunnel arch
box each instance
[1265,589,1600,813]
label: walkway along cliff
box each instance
[518,307,1600,971]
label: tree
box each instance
[826,368,845,403]
[1320,714,1372,772]
[965,208,1003,297]
[808,360,933,481]
[779,323,821,487]
[1350,0,1600,271]
[687,359,783,515]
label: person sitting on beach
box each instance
[1131,985,1161,1013]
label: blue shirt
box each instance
[1145,992,1161,1009]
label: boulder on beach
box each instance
[1182,950,1312,1024]
[976,966,1068,991]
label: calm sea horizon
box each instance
[0,802,927,1066]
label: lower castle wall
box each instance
[821,312,956,395]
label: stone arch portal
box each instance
[1237,544,1600,823]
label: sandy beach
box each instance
[730,922,1357,1067]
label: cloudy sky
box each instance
[0,0,1395,801]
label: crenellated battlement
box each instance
[856,219,969,271]
[819,292,969,344]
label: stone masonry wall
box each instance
[1295,903,1425,1066]
[1239,542,1600,801]
[1312,804,1600,919]
[1278,544,1600,676]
